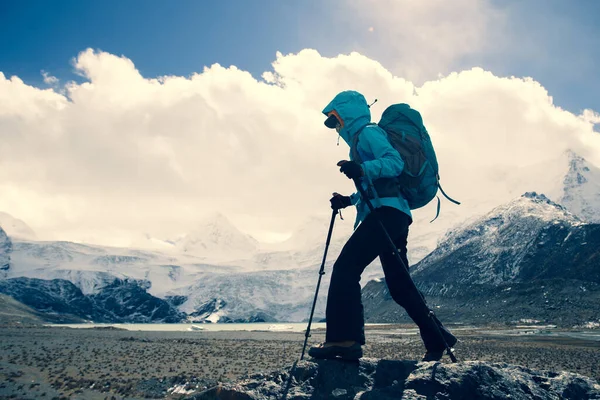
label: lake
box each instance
[46,322,329,332]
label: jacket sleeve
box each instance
[359,127,404,180]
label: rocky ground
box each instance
[195,358,600,399]
[0,325,599,399]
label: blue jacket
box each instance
[322,90,412,228]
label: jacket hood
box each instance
[322,91,371,146]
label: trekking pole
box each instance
[300,208,338,360]
[352,178,457,363]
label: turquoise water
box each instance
[47,322,327,332]
[45,323,600,341]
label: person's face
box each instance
[327,111,343,133]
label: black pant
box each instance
[325,206,445,350]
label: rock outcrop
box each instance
[0,277,186,323]
[189,359,600,400]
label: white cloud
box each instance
[0,49,599,246]
[42,70,59,85]
[344,0,505,83]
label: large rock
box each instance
[189,359,600,400]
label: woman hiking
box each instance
[308,90,457,362]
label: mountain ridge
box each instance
[363,192,600,326]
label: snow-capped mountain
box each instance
[362,192,600,326]
[0,215,383,323]
[556,150,600,223]
[411,192,587,285]
[399,149,600,265]
[0,277,185,323]
[0,212,37,241]
[177,268,332,323]
[173,212,259,260]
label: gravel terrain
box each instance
[0,325,598,399]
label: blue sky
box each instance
[1,0,599,114]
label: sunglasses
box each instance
[324,112,343,132]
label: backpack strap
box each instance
[429,177,461,223]
[438,181,461,205]
[350,123,377,164]
[351,123,384,201]
[430,197,441,223]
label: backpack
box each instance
[351,103,460,222]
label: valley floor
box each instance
[0,325,598,399]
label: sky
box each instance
[1,0,599,246]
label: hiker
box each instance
[308,90,457,362]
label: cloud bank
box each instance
[0,49,599,246]
[344,0,506,83]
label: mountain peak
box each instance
[425,191,584,279]
[200,211,231,225]
[558,150,600,223]
[412,190,598,287]
[564,148,592,166]
[0,212,37,241]
[565,150,590,178]
[520,191,566,210]
[501,191,580,224]
[176,212,258,259]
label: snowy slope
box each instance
[556,150,600,223]
[175,267,331,322]
[402,149,600,265]
[5,231,393,322]
[411,192,586,285]
[7,239,240,296]
[3,221,386,322]
[363,192,600,325]
[0,212,37,241]
[0,226,11,277]
[173,212,259,260]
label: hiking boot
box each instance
[436,319,458,349]
[308,342,363,360]
[421,350,445,362]
[420,317,458,352]
[420,325,458,362]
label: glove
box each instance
[330,193,352,210]
[337,160,364,180]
